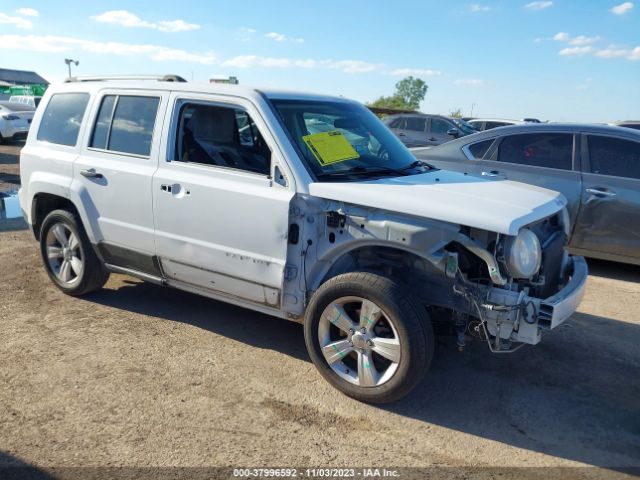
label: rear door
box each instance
[152,93,294,307]
[74,90,167,271]
[402,116,428,146]
[466,132,583,224]
[428,117,456,145]
[571,134,640,261]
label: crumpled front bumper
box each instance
[536,256,588,330]
[485,256,588,345]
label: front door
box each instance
[572,133,640,261]
[152,94,294,307]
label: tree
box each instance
[394,76,428,110]
[449,108,463,118]
[367,76,428,111]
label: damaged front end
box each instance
[447,211,588,352]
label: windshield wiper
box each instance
[316,165,411,179]
[399,159,435,171]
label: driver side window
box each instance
[173,102,271,175]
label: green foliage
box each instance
[394,76,428,110]
[449,108,463,118]
[367,76,428,111]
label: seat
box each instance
[184,107,242,167]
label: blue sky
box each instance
[0,1,638,121]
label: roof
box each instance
[0,68,48,85]
[415,122,640,157]
[47,80,354,105]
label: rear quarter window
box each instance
[37,93,90,146]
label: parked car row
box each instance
[382,113,478,147]
[413,123,640,266]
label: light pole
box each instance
[64,58,79,79]
[470,102,476,117]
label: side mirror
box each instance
[447,127,460,138]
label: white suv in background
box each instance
[19,76,587,403]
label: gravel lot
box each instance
[1,144,639,479]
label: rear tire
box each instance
[304,272,434,404]
[39,209,109,296]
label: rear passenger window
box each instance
[173,102,271,175]
[497,133,573,170]
[37,93,89,146]
[90,95,159,156]
[405,117,426,132]
[588,135,640,179]
[468,139,494,159]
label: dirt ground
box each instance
[1,144,639,479]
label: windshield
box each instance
[270,99,426,181]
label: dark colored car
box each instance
[413,123,640,266]
[383,113,477,147]
[614,121,640,131]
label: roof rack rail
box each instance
[64,74,187,83]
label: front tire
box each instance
[304,272,434,403]
[39,209,109,296]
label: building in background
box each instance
[0,68,49,98]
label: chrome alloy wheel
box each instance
[45,223,83,285]
[318,296,401,387]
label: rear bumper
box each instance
[1,125,29,140]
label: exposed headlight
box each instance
[504,229,542,279]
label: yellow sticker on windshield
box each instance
[302,130,360,166]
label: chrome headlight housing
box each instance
[504,229,542,279]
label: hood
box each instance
[309,170,566,235]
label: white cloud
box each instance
[16,8,38,17]
[0,12,32,29]
[596,46,640,59]
[0,34,216,63]
[389,68,441,77]
[265,31,304,43]
[325,60,380,73]
[611,2,634,14]
[569,35,601,45]
[223,55,294,68]
[454,79,484,86]
[157,20,200,32]
[470,4,491,12]
[266,32,285,42]
[559,46,593,56]
[525,1,553,10]
[222,56,383,74]
[93,10,200,32]
[553,32,600,46]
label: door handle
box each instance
[398,133,406,137]
[161,184,190,196]
[481,170,505,179]
[80,168,103,179]
[429,137,437,142]
[585,188,616,198]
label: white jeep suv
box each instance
[19,76,588,403]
